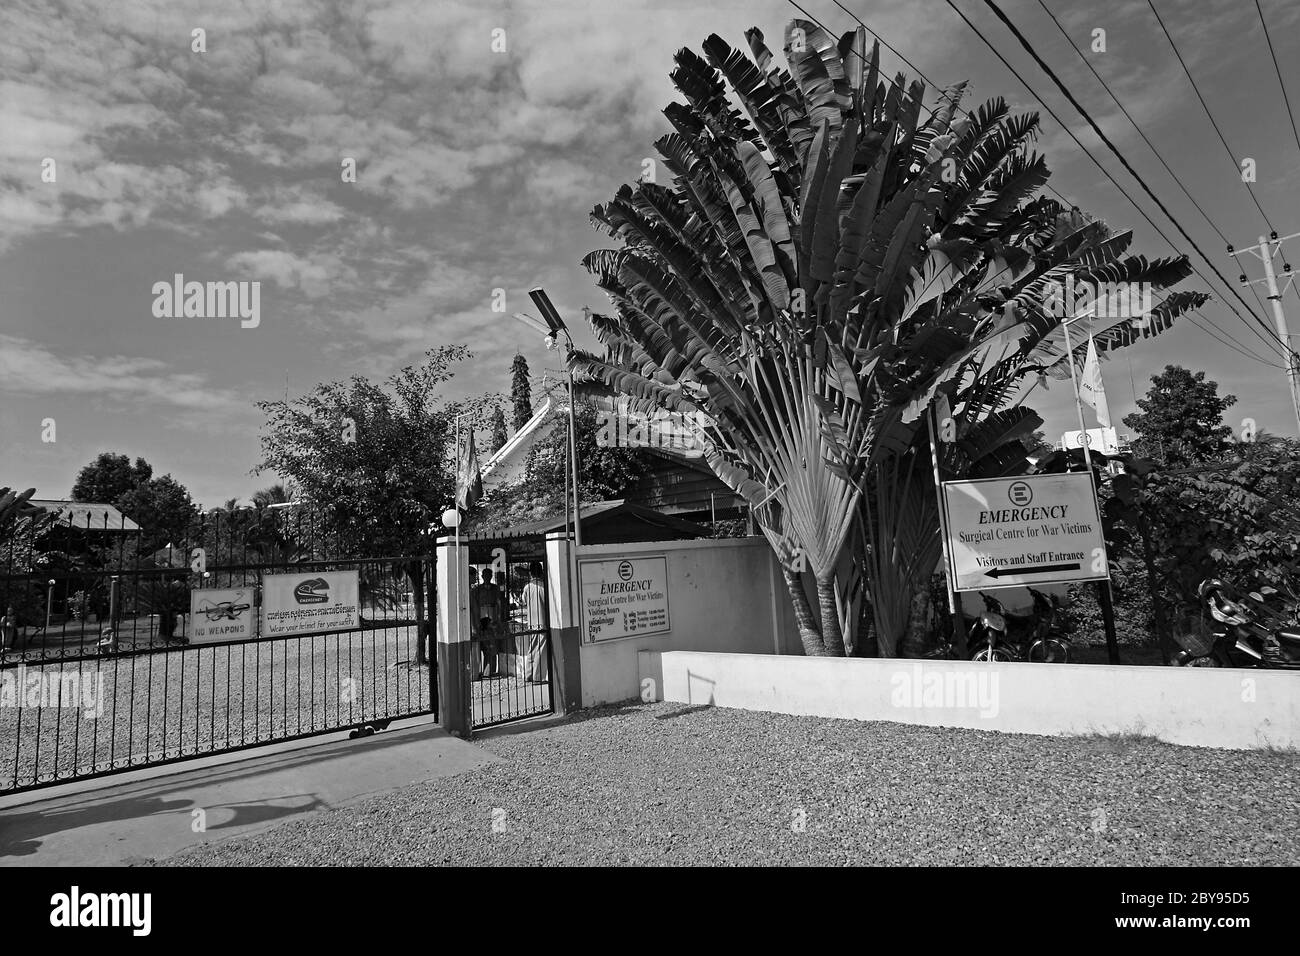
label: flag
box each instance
[456,430,483,510]
[1078,335,1112,427]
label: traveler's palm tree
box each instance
[571,21,1208,655]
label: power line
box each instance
[1031,0,1284,367]
[947,0,1290,360]
[1254,0,1300,161]
[1145,0,1276,234]
[793,0,1286,365]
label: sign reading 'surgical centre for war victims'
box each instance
[261,570,361,637]
[941,472,1109,591]
[579,556,671,643]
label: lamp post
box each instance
[512,288,583,549]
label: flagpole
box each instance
[1062,314,1094,471]
[927,401,966,656]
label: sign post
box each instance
[189,587,255,645]
[940,473,1109,592]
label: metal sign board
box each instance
[941,473,1109,591]
[189,587,255,644]
[261,570,360,637]
[579,555,671,643]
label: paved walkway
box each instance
[0,717,495,866]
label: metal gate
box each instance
[0,506,436,795]
[463,534,554,729]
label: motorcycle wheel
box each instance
[1186,656,1220,667]
[1028,639,1069,663]
[971,646,1013,663]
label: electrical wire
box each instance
[1254,0,1300,161]
[1146,0,1276,234]
[789,0,1288,365]
[946,0,1290,360]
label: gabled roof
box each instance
[27,500,141,532]
[480,397,566,493]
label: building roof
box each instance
[480,397,565,493]
[26,500,141,532]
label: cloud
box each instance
[225,249,343,297]
[0,334,249,414]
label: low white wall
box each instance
[639,650,1300,750]
[577,537,800,707]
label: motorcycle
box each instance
[967,588,1070,663]
[1174,578,1300,669]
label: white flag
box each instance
[1078,335,1112,427]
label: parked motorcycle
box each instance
[1174,578,1300,669]
[967,588,1070,663]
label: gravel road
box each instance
[159,701,1300,866]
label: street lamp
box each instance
[512,287,583,548]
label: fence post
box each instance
[435,535,472,738]
[545,531,582,715]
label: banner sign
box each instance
[261,570,360,637]
[1061,427,1119,455]
[189,587,255,644]
[941,473,1109,591]
[579,556,670,643]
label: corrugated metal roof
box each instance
[27,500,142,532]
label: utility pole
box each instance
[1230,232,1300,437]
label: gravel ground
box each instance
[0,626,432,791]
[158,701,1300,866]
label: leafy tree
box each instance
[254,345,481,558]
[511,354,532,431]
[570,20,1206,656]
[489,406,509,454]
[71,454,152,503]
[1122,365,1235,466]
[252,482,295,508]
[116,475,198,552]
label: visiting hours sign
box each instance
[579,555,671,642]
[941,473,1109,591]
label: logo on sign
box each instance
[618,560,633,581]
[1008,481,1033,506]
[293,578,330,604]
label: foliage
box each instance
[71,454,153,504]
[1065,556,1155,646]
[254,345,483,557]
[489,406,509,453]
[117,474,198,552]
[570,19,1206,656]
[511,354,532,431]
[1122,365,1236,466]
[465,399,652,532]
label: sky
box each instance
[2,0,1299,508]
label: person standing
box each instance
[470,566,505,678]
[517,561,549,684]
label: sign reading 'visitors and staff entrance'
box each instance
[261,570,360,637]
[941,473,1109,591]
[579,556,671,643]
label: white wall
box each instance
[640,650,1300,750]
[576,537,800,706]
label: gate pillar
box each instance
[545,532,583,714]
[436,535,473,738]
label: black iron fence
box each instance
[0,505,436,794]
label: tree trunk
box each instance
[782,566,825,656]
[900,584,932,657]
[410,562,428,666]
[816,575,846,656]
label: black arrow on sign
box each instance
[984,562,1080,579]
